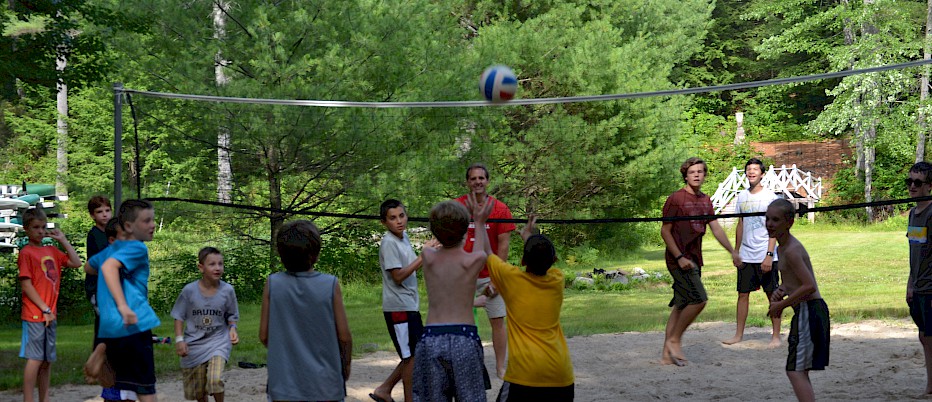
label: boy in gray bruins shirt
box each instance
[171,247,239,402]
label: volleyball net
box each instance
[113,59,932,250]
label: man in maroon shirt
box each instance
[660,157,740,366]
[455,163,515,379]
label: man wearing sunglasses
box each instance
[907,161,932,395]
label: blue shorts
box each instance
[413,324,486,402]
[20,321,56,362]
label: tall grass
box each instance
[0,223,910,391]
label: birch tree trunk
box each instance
[918,0,932,163]
[214,0,233,204]
[862,0,878,222]
[864,118,876,222]
[55,45,68,197]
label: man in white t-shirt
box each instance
[723,158,782,347]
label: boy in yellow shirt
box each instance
[471,207,574,401]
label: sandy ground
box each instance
[4,319,931,401]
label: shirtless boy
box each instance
[766,199,830,402]
[412,196,494,401]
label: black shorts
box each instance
[105,330,156,395]
[384,311,424,360]
[736,261,780,293]
[787,299,830,371]
[668,266,707,309]
[910,293,932,335]
[496,381,574,402]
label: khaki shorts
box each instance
[476,277,506,319]
[182,355,226,400]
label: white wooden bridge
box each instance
[711,164,822,223]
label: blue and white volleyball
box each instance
[479,65,517,102]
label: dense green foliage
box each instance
[2,0,931,290]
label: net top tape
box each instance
[118,59,932,108]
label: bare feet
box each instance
[661,342,687,366]
[768,336,782,349]
[721,334,743,345]
[660,349,687,366]
[666,340,686,361]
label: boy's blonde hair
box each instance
[22,208,47,228]
[429,201,470,247]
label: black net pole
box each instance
[113,83,123,211]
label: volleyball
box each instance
[479,65,518,102]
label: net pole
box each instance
[113,82,123,211]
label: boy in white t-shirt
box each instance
[723,158,781,347]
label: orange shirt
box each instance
[18,244,69,322]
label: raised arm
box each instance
[467,193,494,256]
[49,229,82,268]
[520,216,538,242]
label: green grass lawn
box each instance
[0,223,910,391]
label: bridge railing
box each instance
[711,164,822,222]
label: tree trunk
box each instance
[842,0,864,180]
[55,46,68,197]
[854,99,864,180]
[918,0,932,163]
[267,146,284,269]
[864,119,876,222]
[862,0,878,222]
[214,0,233,203]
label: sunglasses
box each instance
[906,178,930,187]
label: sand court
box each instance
[2,319,927,401]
